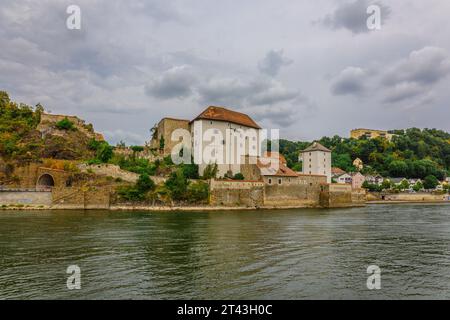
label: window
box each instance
[210,121,213,125]
[278,178,282,185]
[268,178,272,185]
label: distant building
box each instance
[350,128,394,141]
[351,172,365,189]
[365,175,384,185]
[335,173,352,184]
[332,167,346,177]
[299,142,331,183]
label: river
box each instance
[1,204,450,299]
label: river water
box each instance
[1,204,450,299]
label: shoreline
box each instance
[368,200,450,205]
[0,204,365,211]
[1,201,448,211]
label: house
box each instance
[191,106,262,177]
[299,142,331,183]
[332,167,346,177]
[350,128,394,141]
[350,172,365,189]
[335,173,352,184]
[150,106,262,177]
[353,158,364,171]
[365,175,384,185]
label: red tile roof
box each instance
[257,159,298,177]
[191,106,261,129]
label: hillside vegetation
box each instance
[0,91,98,162]
[279,129,450,180]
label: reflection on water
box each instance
[1,204,450,299]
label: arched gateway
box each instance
[37,174,55,189]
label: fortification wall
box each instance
[210,180,264,207]
[51,186,111,209]
[0,190,52,206]
[263,175,326,207]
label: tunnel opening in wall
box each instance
[37,174,55,190]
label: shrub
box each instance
[181,163,199,179]
[423,175,439,190]
[202,163,218,179]
[233,173,245,180]
[96,142,113,163]
[187,181,209,203]
[165,169,188,201]
[55,117,75,130]
[136,174,155,192]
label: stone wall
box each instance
[319,184,365,208]
[51,186,111,209]
[210,180,264,207]
[264,175,326,207]
[0,190,52,206]
[78,164,167,184]
[380,192,448,202]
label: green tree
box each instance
[381,179,392,190]
[159,136,165,151]
[423,175,439,190]
[203,163,218,179]
[136,173,155,192]
[96,142,113,163]
[165,169,189,201]
[413,181,423,192]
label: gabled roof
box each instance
[191,106,261,129]
[332,167,346,176]
[301,142,331,153]
[257,160,298,177]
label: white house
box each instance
[299,142,332,183]
[190,106,262,177]
[335,173,352,184]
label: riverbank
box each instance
[368,200,450,204]
[0,203,366,211]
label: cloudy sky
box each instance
[1,0,450,145]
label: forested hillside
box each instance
[279,128,450,180]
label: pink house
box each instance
[351,172,365,189]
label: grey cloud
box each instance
[382,82,423,103]
[382,47,450,86]
[331,47,450,105]
[103,129,146,145]
[331,67,367,95]
[197,77,299,107]
[242,95,317,127]
[322,0,390,34]
[145,65,197,99]
[258,50,293,77]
